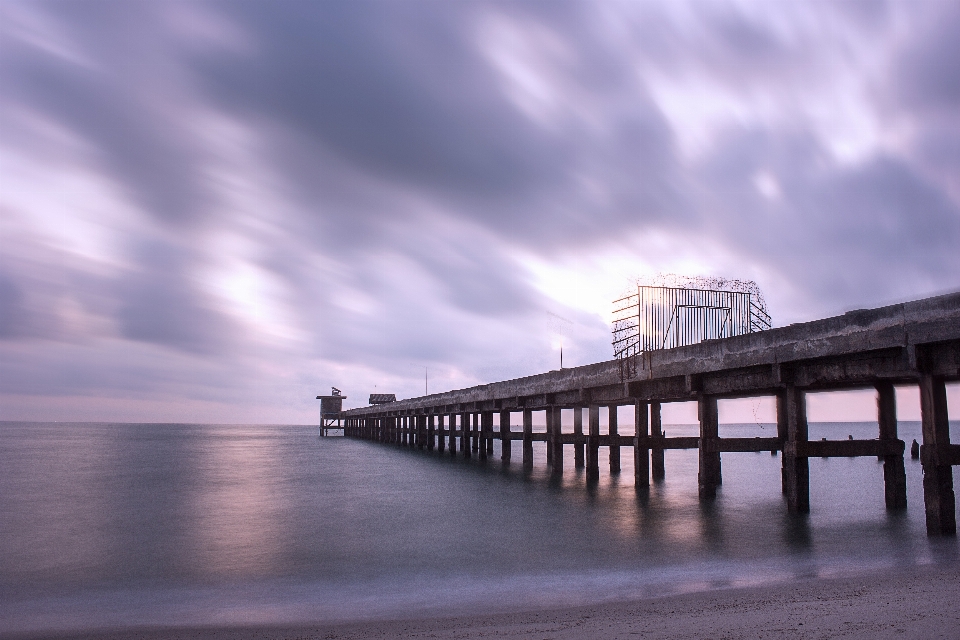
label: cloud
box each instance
[1,0,958,421]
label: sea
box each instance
[1,419,958,635]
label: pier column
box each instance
[419,415,427,450]
[437,414,446,452]
[427,415,436,451]
[448,414,457,456]
[549,406,563,472]
[877,381,907,510]
[470,412,480,453]
[634,400,649,488]
[920,374,956,536]
[651,402,665,481]
[461,412,471,458]
[522,409,533,468]
[573,406,584,469]
[546,411,553,466]
[698,395,722,499]
[500,410,512,461]
[587,405,600,481]
[479,412,489,461]
[609,405,620,473]
[486,412,494,456]
[781,385,810,513]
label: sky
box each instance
[1,0,959,424]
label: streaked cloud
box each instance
[1,0,958,421]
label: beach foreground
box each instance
[16,562,960,640]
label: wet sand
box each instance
[12,562,960,640]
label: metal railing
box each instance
[613,285,771,381]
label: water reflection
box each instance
[1,421,958,634]
[185,426,289,579]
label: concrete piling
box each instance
[573,406,584,468]
[634,400,649,488]
[500,410,512,461]
[698,395,721,499]
[919,374,956,536]
[609,405,620,473]
[522,409,533,468]
[587,405,600,481]
[876,381,907,510]
[782,386,810,513]
[651,402,665,481]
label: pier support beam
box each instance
[427,415,435,451]
[479,412,490,461]
[486,412,494,457]
[698,395,722,499]
[609,405,620,473]
[877,381,907,510]
[500,410,512,462]
[522,409,534,468]
[448,414,457,456]
[651,402,665,481]
[461,412,470,458]
[920,374,956,536]
[437,415,446,452]
[573,406,584,469]
[781,385,810,513]
[635,400,649,488]
[472,413,480,453]
[587,405,600,481]
[549,406,563,473]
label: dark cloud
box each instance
[193,0,567,200]
[1,3,208,226]
[895,0,960,111]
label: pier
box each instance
[338,293,960,535]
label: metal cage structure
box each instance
[612,279,771,381]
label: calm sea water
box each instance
[1,420,958,635]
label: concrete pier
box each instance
[340,293,960,535]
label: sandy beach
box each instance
[14,561,959,640]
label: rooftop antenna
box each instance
[425,367,428,395]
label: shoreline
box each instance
[10,561,959,640]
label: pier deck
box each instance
[340,292,960,535]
